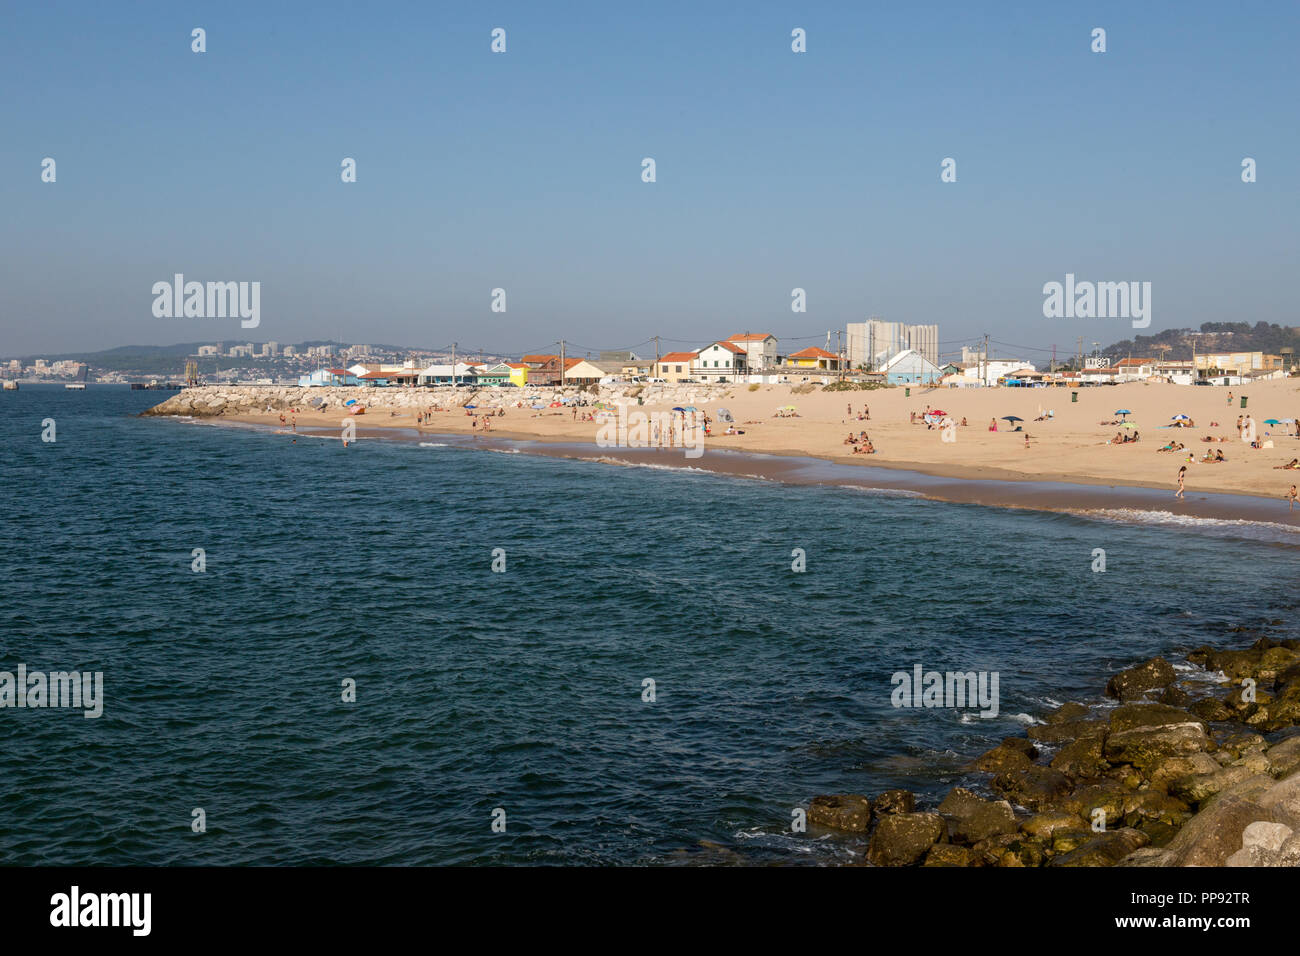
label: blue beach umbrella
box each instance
[1115,409,1132,418]
[1264,418,1281,425]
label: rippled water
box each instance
[2,386,1297,865]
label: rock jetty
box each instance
[141,383,742,418]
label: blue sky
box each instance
[2,1,1296,360]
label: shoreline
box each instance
[164,412,1299,532]
[141,380,1300,523]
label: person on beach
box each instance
[1024,432,1030,448]
[989,418,997,431]
[1176,465,1186,499]
[1289,485,1298,512]
[1228,392,1234,406]
[1275,459,1300,470]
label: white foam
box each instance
[1079,508,1299,544]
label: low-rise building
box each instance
[786,346,841,371]
[653,351,698,382]
[726,333,778,370]
[692,341,748,382]
[879,349,942,385]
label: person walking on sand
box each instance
[1176,465,1186,500]
[1228,392,1233,406]
[1289,485,1298,513]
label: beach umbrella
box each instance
[345,398,357,406]
[1171,414,1191,421]
[308,397,323,408]
[672,406,686,412]
[1115,408,1132,418]
[930,409,947,416]
[1264,419,1281,425]
[1120,421,1138,429]
[1001,415,1023,422]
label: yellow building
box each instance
[787,346,841,370]
[505,362,530,388]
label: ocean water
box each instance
[1,385,1297,865]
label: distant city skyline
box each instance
[4,2,1296,356]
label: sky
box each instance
[2,1,1296,362]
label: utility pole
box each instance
[654,335,660,377]
[982,333,989,387]
[559,339,565,389]
[1050,344,1056,375]
[451,341,457,397]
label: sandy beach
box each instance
[191,378,1300,508]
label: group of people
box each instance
[844,431,875,454]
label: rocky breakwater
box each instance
[807,636,1300,867]
[141,383,743,418]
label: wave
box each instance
[1074,508,1299,544]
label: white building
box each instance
[960,359,1036,387]
[692,342,749,382]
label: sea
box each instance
[2,385,1297,865]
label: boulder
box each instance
[1049,828,1149,867]
[807,794,872,832]
[1161,789,1274,867]
[922,844,973,867]
[1046,702,1092,724]
[991,766,1073,810]
[1189,697,1234,722]
[867,812,947,866]
[971,744,1032,774]
[1147,752,1222,792]
[1108,703,1206,734]
[937,788,1019,844]
[1050,735,1110,779]
[1159,686,1192,707]
[1021,811,1087,841]
[1106,657,1176,702]
[1104,708,1210,771]
[1258,771,1300,828]
[1028,719,1107,745]
[1168,765,1259,806]
[1119,847,1173,866]
[1266,736,1300,778]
